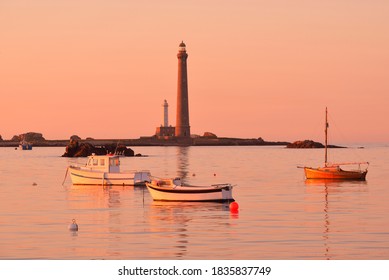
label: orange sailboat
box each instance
[303,108,369,180]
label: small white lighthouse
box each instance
[155,99,175,138]
[163,99,169,127]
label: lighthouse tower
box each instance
[175,41,190,138]
[155,99,175,139]
[163,99,169,127]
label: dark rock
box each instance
[62,139,135,157]
[11,132,45,143]
[74,143,98,157]
[287,139,345,148]
[203,132,217,138]
[24,132,45,142]
[122,146,135,157]
[63,138,79,157]
[103,144,135,156]
[70,135,81,141]
[0,135,2,141]
[287,140,324,148]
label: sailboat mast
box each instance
[325,107,328,166]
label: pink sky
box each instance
[1,0,388,144]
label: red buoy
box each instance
[229,201,239,212]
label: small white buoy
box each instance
[68,219,78,231]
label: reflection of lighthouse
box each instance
[176,41,190,138]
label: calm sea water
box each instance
[0,145,388,260]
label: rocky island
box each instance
[286,139,345,148]
[0,132,290,149]
[62,136,135,157]
[2,132,348,153]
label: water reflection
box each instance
[305,179,368,259]
[67,185,126,209]
[305,179,368,188]
[65,185,144,259]
[176,146,190,181]
[147,201,232,258]
[3,146,389,259]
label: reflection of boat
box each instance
[303,108,369,180]
[305,179,367,259]
[68,154,151,186]
[146,177,235,202]
[19,141,32,150]
[146,199,236,258]
[305,178,366,187]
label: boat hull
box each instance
[146,182,235,202]
[69,166,150,186]
[304,167,367,180]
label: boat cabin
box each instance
[86,154,121,173]
[19,140,32,150]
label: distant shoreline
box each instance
[0,137,290,147]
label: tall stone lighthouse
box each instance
[175,41,191,138]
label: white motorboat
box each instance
[68,154,150,186]
[146,177,235,202]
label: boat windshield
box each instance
[109,158,120,166]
